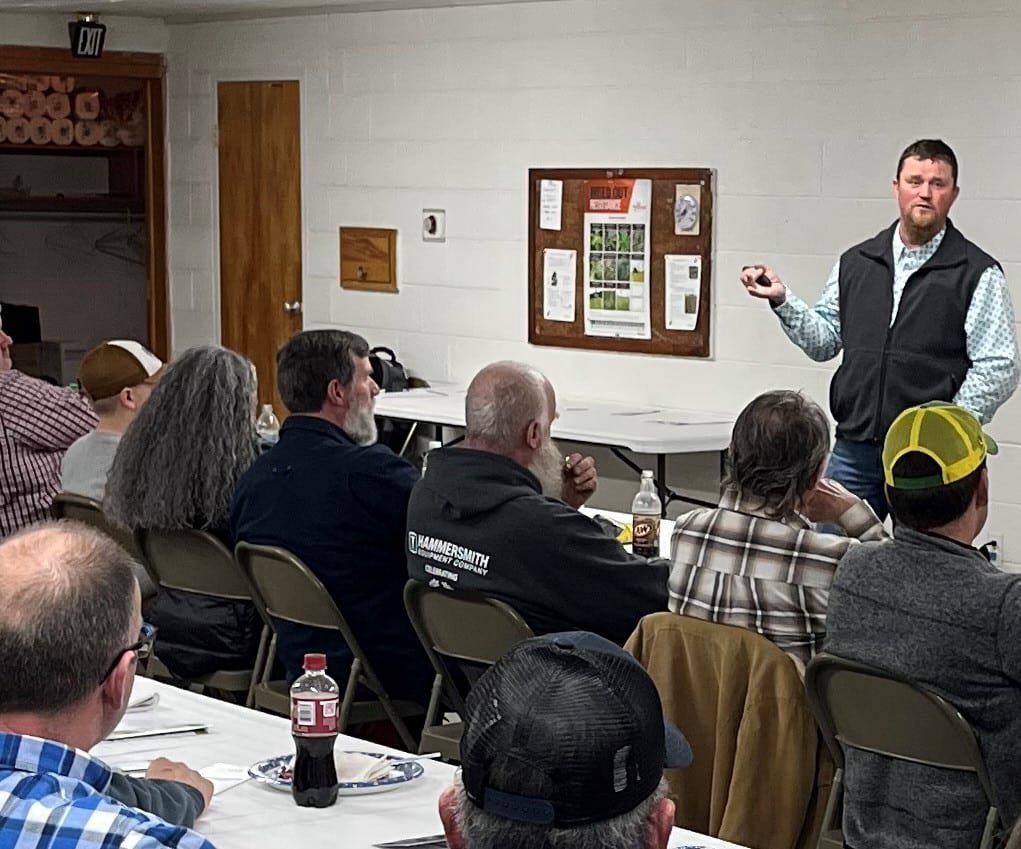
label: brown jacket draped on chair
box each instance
[625,612,831,849]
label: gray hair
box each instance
[104,344,258,532]
[465,361,550,453]
[0,522,136,713]
[454,776,669,849]
[724,390,831,519]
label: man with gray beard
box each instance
[231,330,432,702]
[406,361,669,645]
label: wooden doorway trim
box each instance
[0,44,170,360]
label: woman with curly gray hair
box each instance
[104,344,261,680]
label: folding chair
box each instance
[403,580,534,760]
[805,652,1004,849]
[135,528,270,707]
[51,492,155,599]
[235,542,422,751]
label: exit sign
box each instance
[68,20,106,59]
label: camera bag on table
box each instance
[370,346,417,455]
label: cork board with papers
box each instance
[528,167,714,357]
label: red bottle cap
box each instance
[303,653,327,671]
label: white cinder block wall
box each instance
[164,0,1021,562]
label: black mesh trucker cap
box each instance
[459,631,692,828]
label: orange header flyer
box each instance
[584,179,635,214]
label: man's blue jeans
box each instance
[824,438,888,521]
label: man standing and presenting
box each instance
[0,308,96,536]
[742,139,1018,518]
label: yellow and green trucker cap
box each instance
[883,402,997,490]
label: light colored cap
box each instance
[77,340,165,401]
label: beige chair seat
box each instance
[235,542,424,751]
[136,527,269,707]
[806,652,1004,849]
[403,580,533,761]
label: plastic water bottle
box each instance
[256,404,280,445]
[631,470,662,559]
[290,653,339,808]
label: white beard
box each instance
[344,401,378,446]
[529,436,564,499]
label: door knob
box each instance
[283,300,302,314]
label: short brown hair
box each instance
[897,139,958,185]
[885,453,984,530]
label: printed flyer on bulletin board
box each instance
[582,178,652,340]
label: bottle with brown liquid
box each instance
[631,470,662,559]
[290,653,339,808]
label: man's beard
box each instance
[903,206,941,243]
[344,400,378,446]
[528,436,565,499]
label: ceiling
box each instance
[0,0,548,22]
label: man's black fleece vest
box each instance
[830,219,997,442]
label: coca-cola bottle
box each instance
[290,653,339,807]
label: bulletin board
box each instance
[528,167,714,357]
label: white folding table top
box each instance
[374,384,733,455]
[90,681,748,849]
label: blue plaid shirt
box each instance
[0,732,216,849]
[774,224,1020,423]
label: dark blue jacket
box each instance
[231,416,431,702]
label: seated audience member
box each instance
[61,340,164,500]
[406,361,669,645]
[231,330,431,700]
[0,522,214,847]
[104,345,261,681]
[669,390,888,669]
[826,402,1021,849]
[0,308,96,537]
[438,631,691,849]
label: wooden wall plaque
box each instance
[339,226,397,293]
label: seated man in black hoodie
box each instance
[406,361,669,645]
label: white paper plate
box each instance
[249,751,424,796]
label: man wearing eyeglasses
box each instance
[0,521,216,849]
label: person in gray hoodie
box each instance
[406,361,668,646]
[826,402,1021,849]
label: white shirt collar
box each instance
[892,223,946,260]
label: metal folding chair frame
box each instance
[805,652,1004,849]
[235,541,422,751]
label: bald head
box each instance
[465,361,554,455]
[0,522,137,714]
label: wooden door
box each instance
[217,80,302,414]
